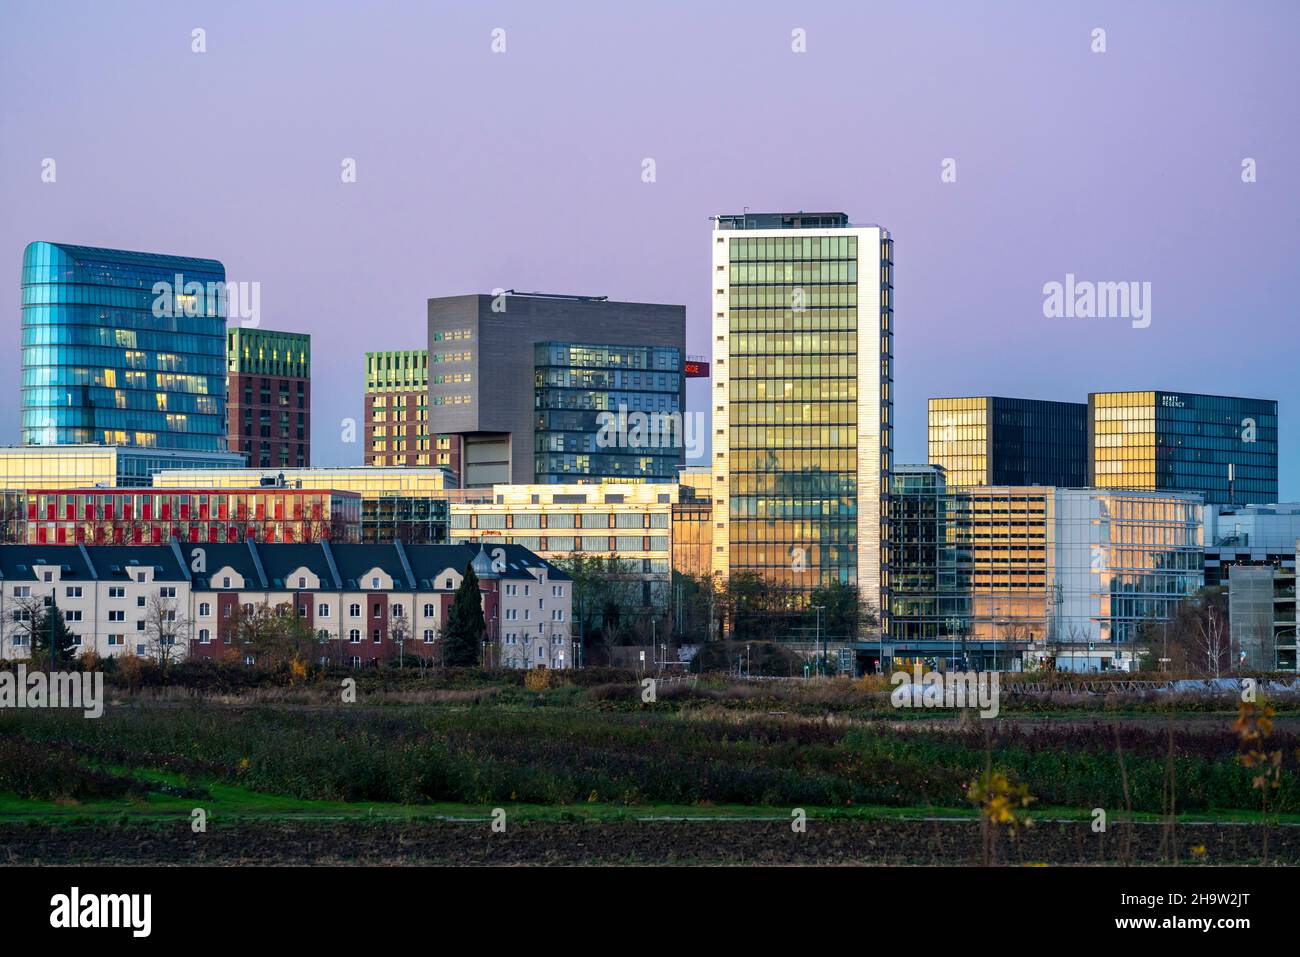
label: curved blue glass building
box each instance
[21,242,228,451]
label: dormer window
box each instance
[371,576,380,588]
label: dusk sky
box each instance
[2,0,1296,495]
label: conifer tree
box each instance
[442,562,485,666]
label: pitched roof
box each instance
[403,543,570,585]
[326,544,408,590]
[255,543,339,590]
[187,541,266,590]
[1,540,568,590]
[84,545,187,582]
[0,545,94,582]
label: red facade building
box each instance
[22,488,361,545]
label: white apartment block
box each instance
[0,541,572,669]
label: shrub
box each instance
[524,669,553,691]
[0,736,140,801]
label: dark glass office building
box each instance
[1089,391,1278,505]
[928,396,1087,487]
[534,341,683,483]
[21,242,227,451]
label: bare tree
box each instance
[1196,603,1229,678]
[413,624,440,674]
[1062,622,1094,673]
[142,592,192,671]
[389,609,411,668]
[3,593,50,661]
[999,621,1037,672]
[1147,588,1232,677]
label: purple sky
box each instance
[2,1,1297,497]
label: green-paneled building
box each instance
[226,328,312,468]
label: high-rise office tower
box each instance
[364,350,461,474]
[928,396,1087,487]
[1088,390,1278,505]
[226,328,310,467]
[710,212,893,615]
[21,242,227,451]
[426,293,685,487]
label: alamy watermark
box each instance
[50,887,150,937]
[1042,273,1150,329]
[0,664,103,718]
[152,274,261,327]
[595,405,706,459]
[890,665,1000,719]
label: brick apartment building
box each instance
[364,349,461,477]
[227,328,311,468]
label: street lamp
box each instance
[943,616,966,671]
[811,605,825,676]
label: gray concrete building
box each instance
[427,293,686,487]
[1227,563,1297,672]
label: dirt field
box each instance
[4,817,1296,866]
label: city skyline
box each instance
[2,1,1296,497]
[3,1,1300,883]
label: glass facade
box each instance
[715,217,893,607]
[0,445,246,490]
[929,396,1087,488]
[1,490,26,543]
[533,342,683,483]
[671,499,713,579]
[1052,489,1204,656]
[21,242,228,451]
[889,465,1204,669]
[150,466,477,544]
[927,397,988,487]
[361,495,450,544]
[890,466,1051,666]
[1089,391,1278,505]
